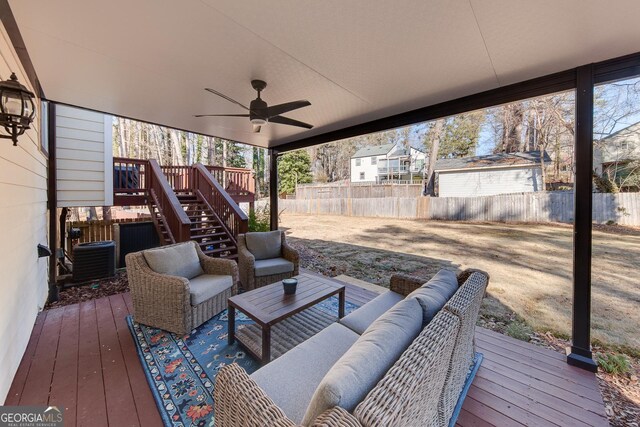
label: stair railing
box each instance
[148,159,192,242]
[193,163,248,241]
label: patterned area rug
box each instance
[127,296,359,427]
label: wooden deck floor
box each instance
[7,284,608,427]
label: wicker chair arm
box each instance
[311,407,362,427]
[237,234,256,290]
[281,234,299,264]
[237,244,256,265]
[281,233,300,275]
[389,273,427,297]
[457,268,490,287]
[214,363,297,427]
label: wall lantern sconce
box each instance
[0,73,36,146]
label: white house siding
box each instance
[438,166,542,197]
[350,155,382,182]
[56,105,113,207]
[0,23,48,403]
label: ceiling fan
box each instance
[196,80,313,133]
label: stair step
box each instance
[220,253,239,261]
[190,226,222,232]
[204,246,237,256]
[189,219,220,224]
[198,239,231,248]
[191,232,227,240]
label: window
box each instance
[371,157,377,165]
[360,172,365,180]
[355,158,361,166]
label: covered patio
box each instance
[7,276,608,427]
[1,0,639,425]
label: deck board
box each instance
[76,300,108,427]
[95,297,140,427]
[49,304,80,427]
[7,284,608,427]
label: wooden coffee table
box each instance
[228,272,346,364]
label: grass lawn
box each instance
[280,213,640,353]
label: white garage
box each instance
[435,151,549,197]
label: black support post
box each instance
[269,149,279,231]
[47,102,58,303]
[567,65,597,372]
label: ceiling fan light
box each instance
[250,117,267,125]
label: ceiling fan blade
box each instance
[194,114,250,118]
[269,115,313,129]
[204,88,250,111]
[265,100,311,118]
[252,125,262,133]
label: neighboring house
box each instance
[594,122,640,190]
[433,151,551,197]
[350,143,426,183]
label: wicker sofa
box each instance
[237,230,300,291]
[126,241,238,335]
[214,268,489,427]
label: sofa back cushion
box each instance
[302,297,423,425]
[407,269,458,326]
[143,242,203,279]
[245,231,282,260]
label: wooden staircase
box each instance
[143,160,248,259]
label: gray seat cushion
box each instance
[339,290,404,334]
[254,257,294,277]
[251,323,359,424]
[143,242,203,279]
[302,298,423,425]
[188,274,233,306]
[406,269,458,326]
[245,230,282,260]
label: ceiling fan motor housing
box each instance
[249,97,268,124]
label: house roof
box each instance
[7,1,640,149]
[351,144,396,158]
[435,151,552,172]
[599,121,640,142]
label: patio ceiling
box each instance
[8,0,640,148]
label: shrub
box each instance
[505,321,533,341]
[596,353,632,375]
[248,204,270,232]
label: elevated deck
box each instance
[7,283,607,427]
[113,157,255,207]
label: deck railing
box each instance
[148,159,192,242]
[160,165,193,192]
[113,157,149,193]
[113,157,254,201]
[194,163,248,241]
[205,165,255,199]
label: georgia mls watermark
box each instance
[0,406,63,427]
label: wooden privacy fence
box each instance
[295,183,423,199]
[278,191,640,226]
[66,218,147,249]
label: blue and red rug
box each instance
[127,296,358,427]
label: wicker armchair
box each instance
[237,231,299,291]
[125,241,238,335]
